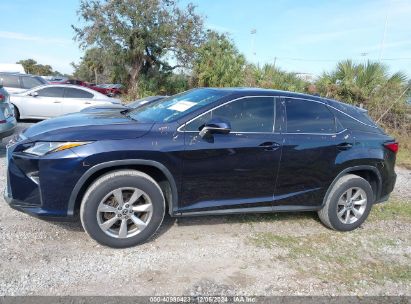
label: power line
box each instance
[273,57,411,62]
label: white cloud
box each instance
[0,31,72,45]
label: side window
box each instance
[36,87,64,97]
[285,99,335,133]
[1,75,20,88]
[185,97,275,132]
[64,88,94,99]
[21,76,43,89]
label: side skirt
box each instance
[172,205,321,217]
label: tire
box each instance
[13,105,20,121]
[80,170,165,248]
[318,174,374,231]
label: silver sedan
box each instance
[0,85,17,139]
[10,84,122,120]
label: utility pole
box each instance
[250,29,257,64]
[379,2,390,61]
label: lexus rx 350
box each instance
[4,88,398,248]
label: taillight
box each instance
[384,142,399,153]
[0,94,5,102]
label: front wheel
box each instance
[318,174,373,231]
[80,170,165,248]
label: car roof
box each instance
[29,84,109,97]
[0,72,42,78]
[201,87,363,109]
[202,87,326,102]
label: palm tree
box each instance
[316,60,408,128]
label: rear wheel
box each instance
[80,170,165,248]
[318,174,373,231]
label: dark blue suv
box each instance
[4,88,398,248]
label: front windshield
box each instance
[127,88,230,123]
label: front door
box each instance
[28,87,64,118]
[180,96,283,213]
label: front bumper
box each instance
[4,189,75,221]
[4,143,86,220]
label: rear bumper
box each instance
[376,171,397,204]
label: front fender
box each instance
[67,159,178,216]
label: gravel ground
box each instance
[0,122,410,296]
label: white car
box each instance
[10,84,122,120]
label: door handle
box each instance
[53,101,61,104]
[337,142,353,150]
[259,142,281,151]
[84,102,91,104]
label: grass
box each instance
[248,199,411,286]
[250,231,411,285]
[369,199,411,221]
[397,148,411,169]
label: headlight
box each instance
[23,142,91,156]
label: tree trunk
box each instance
[94,68,98,84]
[130,62,142,84]
[130,57,144,91]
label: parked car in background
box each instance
[5,88,398,248]
[81,95,166,113]
[0,85,17,139]
[49,79,117,97]
[97,84,124,97]
[10,84,121,120]
[44,76,68,83]
[84,82,113,96]
[0,72,48,94]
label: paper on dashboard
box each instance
[167,100,197,112]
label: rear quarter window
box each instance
[329,107,383,134]
[327,99,377,126]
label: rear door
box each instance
[26,87,64,118]
[274,97,338,208]
[179,96,283,213]
[62,87,97,114]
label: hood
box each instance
[23,111,154,141]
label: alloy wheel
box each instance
[336,187,367,224]
[96,187,153,238]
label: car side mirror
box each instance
[29,92,38,97]
[199,118,231,138]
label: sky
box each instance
[0,0,410,78]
